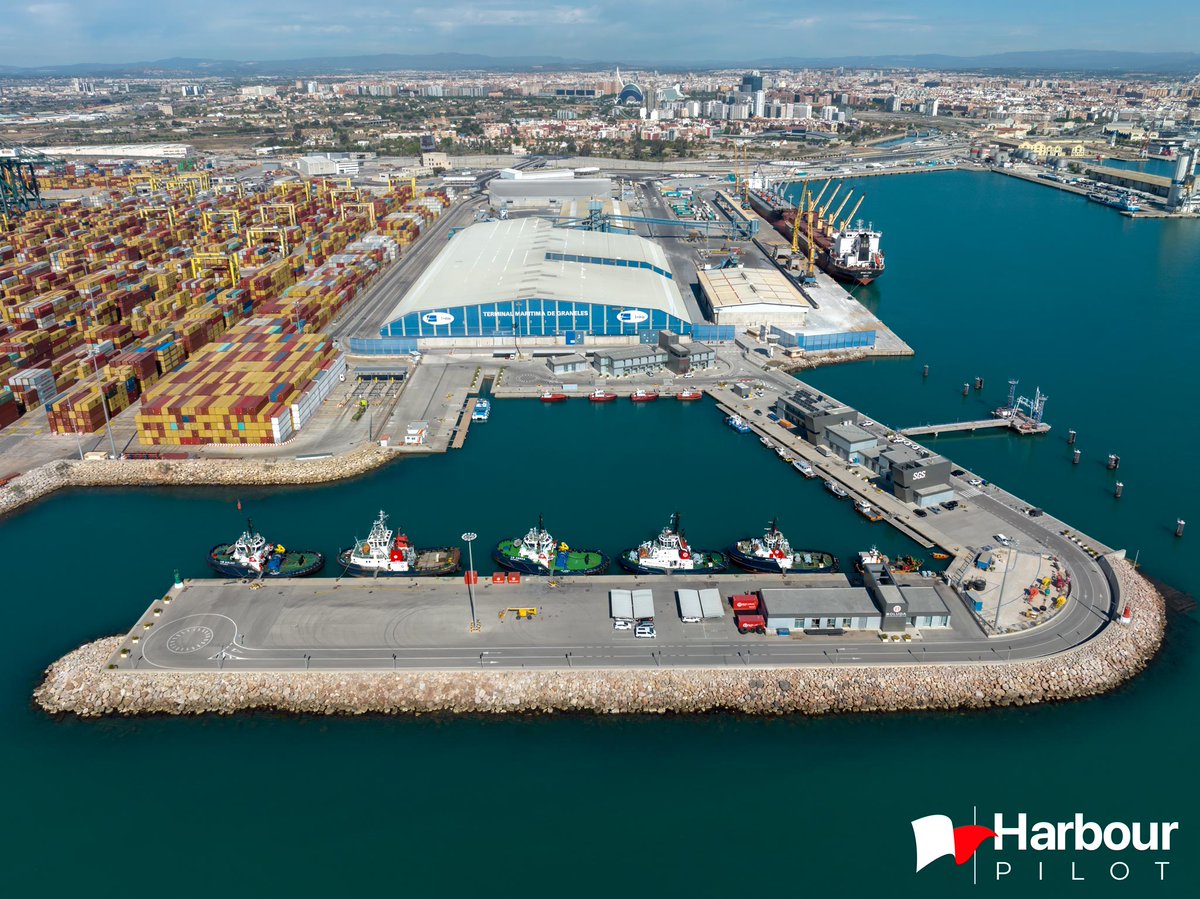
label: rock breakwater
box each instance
[34,559,1164,718]
[0,446,396,520]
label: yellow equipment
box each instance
[137,205,176,228]
[189,252,240,286]
[830,192,853,230]
[839,196,864,231]
[201,209,241,233]
[338,201,376,226]
[258,202,297,226]
[246,225,290,255]
[498,607,539,621]
[127,173,161,192]
[276,180,312,201]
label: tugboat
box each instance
[726,414,751,433]
[539,391,567,403]
[336,510,460,577]
[728,518,837,573]
[471,399,492,421]
[855,499,883,522]
[617,512,727,574]
[493,515,609,576]
[629,389,659,402]
[890,554,925,573]
[854,546,888,573]
[824,479,850,499]
[209,520,324,578]
[588,388,617,402]
[676,389,702,401]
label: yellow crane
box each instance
[829,191,853,230]
[258,202,297,226]
[127,173,161,192]
[276,180,312,201]
[201,209,241,233]
[246,226,290,256]
[189,252,239,286]
[498,607,538,621]
[840,195,865,230]
[818,185,842,226]
[338,202,377,226]
[136,205,176,228]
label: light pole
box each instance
[462,531,479,631]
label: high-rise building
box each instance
[752,90,766,118]
[740,72,764,93]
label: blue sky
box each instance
[2,1,1197,68]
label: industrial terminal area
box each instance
[1,63,1187,684]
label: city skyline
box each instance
[2,1,1199,70]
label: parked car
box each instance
[613,618,632,631]
[968,478,983,487]
[912,508,928,518]
[941,500,959,510]
[635,622,656,639]
[767,412,780,422]
[951,468,966,477]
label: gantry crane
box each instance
[245,226,290,256]
[189,252,240,286]
[338,202,377,226]
[258,203,297,226]
[1,147,60,216]
[201,208,241,233]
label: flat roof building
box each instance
[489,176,613,209]
[698,266,812,329]
[592,345,668,376]
[774,386,855,445]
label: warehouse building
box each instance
[380,218,692,341]
[488,168,613,209]
[592,345,668,376]
[698,266,812,329]
[861,444,955,508]
[825,421,879,464]
[759,567,952,634]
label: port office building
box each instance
[380,218,693,342]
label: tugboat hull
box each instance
[727,545,837,574]
[336,546,460,577]
[616,551,728,575]
[491,545,609,576]
[209,544,325,578]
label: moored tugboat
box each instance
[336,510,460,577]
[617,513,727,575]
[539,391,567,402]
[629,389,659,402]
[855,499,884,522]
[209,520,324,578]
[588,388,617,402]
[676,389,703,401]
[854,546,888,573]
[493,515,609,576]
[728,518,837,574]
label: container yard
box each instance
[0,159,449,444]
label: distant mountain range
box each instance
[2,50,1198,79]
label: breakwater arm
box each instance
[35,560,1163,718]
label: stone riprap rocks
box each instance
[0,446,396,520]
[34,559,1164,718]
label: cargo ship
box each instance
[336,510,460,577]
[728,519,837,573]
[746,181,885,285]
[493,515,609,576]
[209,521,324,578]
[588,389,617,402]
[617,513,728,575]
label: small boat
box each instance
[493,515,609,576]
[824,479,849,499]
[792,459,816,478]
[931,551,950,561]
[890,554,924,573]
[726,415,751,433]
[588,389,617,402]
[855,546,888,573]
[209,520,324,578]
[676,390,703,401]
[728,517,837,573]
[470,398,491,421]
[775,446,794,463]
[760,436,774,447]
[337,510,460,577]
[630,389,659,402]
[855,500,883,522]
[617,512,727,575]
[540,391,567,403]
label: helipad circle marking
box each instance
[166,626,214,653]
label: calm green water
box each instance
[5,171,1199,897]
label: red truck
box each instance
[731,593,760,612]
[736,613,767,635]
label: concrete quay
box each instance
[34,559,1163,717]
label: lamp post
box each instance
[87,297,120,460]
[993,540,1019,629]
[462,531,478,630]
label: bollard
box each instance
[962,382,970,396]
[1068,429,1076,445]
[1114,481,1123,499]
[1073,449,1081,464]
[922,364,929,378]
[1177,519,1186,538]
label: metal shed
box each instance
[632,589,655,620]
[676,589,703,621]
[698,588,726,619]
[609,589,633,620]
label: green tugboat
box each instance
[209,520,324,578]
[492,515,609,576]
